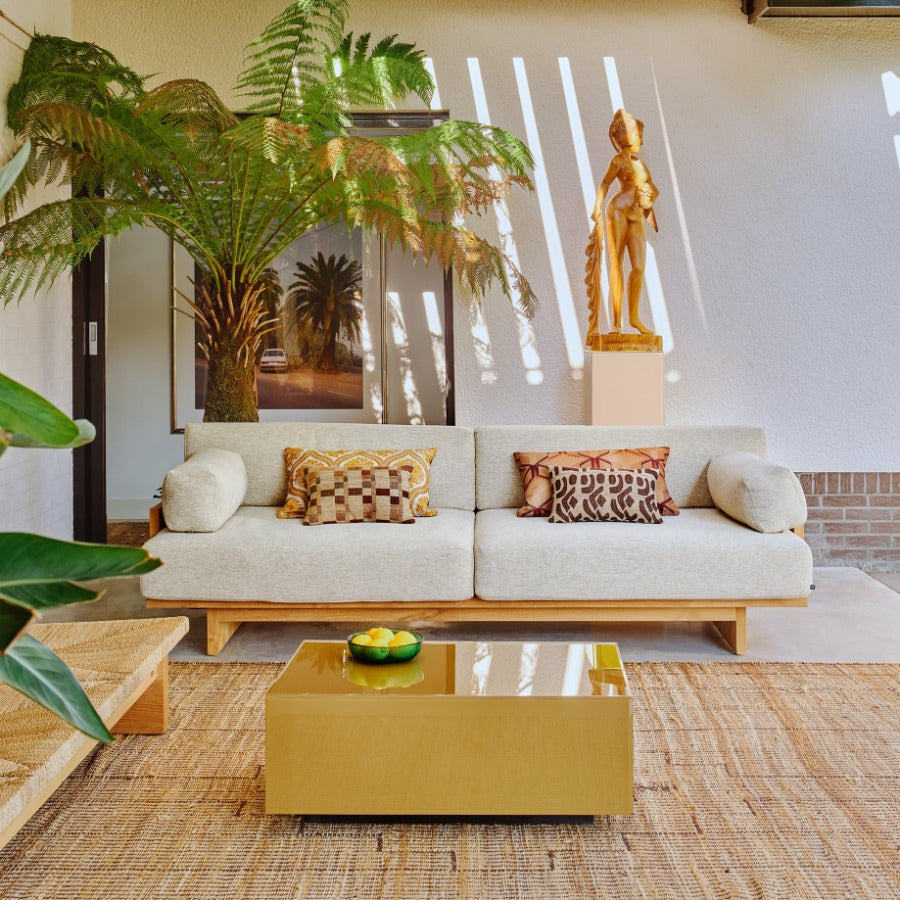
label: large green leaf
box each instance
[0,600,34,652]
[0,141,30,199]
[0,533,160,630]
[0,372,79,447]
[9,418,96,450]
[0,634,113,743]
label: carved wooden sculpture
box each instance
[585,109,662,352]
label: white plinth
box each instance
[587,351,664,426]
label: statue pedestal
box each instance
[587,350,664,426]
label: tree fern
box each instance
[1,0,536,422]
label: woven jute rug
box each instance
[0,662,897,899]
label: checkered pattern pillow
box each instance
[278,447,438,519]
[303,467,416,525]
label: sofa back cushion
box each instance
[184,423,475,510]
[475,425,768,510]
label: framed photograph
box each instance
[170,110,454,434]
[170,223,385,432]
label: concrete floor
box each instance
[40,567,900,664]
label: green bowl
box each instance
[346,630,423,664]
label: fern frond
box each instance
[235,0,347,118]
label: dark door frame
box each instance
[72,239,107,543]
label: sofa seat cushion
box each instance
[474,508,812,601]
[141,507,474,603]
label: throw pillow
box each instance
[513,448,679,517]
[548,468,662,524]
[278,447,438,519]
[303,467,416,525]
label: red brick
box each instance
[845,535,891,548]
[892,473,900,493]
[825,522,868,534]
[819,548,871,562]
[823,496,864,507]
[870,522,900,534]
[870,496,900,507]
[802,522,823,534]
[846,508,893,521]
[807,508,845,521]
[826,473,841,493]
[814,473,826,493]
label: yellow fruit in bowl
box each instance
[366,626,395,642]
[388,631,418,647]
[369,637,390,648]
[351,633,373,646]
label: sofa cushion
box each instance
[142,507,474,603]
[476,426,768,510]
[548,468,662,524]
[514,448,678,517]
[278,447,437,519]
[162,448,247,532]
[303,467,415,525]
[474,507,812,601]
[185,423,474,510]
[707,451,807,534]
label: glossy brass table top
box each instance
[270,640,629,699]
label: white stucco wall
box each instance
[74,0,900,472]
[0,1,74,538]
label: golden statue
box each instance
[585,109,662,352]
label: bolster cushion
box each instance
[162,449,247,532]
[707,451,807,534]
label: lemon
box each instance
[388,631,418,647]
[367,626,395,642]
[351,633,373,646]
[369,637,390,648]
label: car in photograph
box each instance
[259,348,288,373]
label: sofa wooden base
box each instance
[145,597,807,656]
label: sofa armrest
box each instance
[707,451,807,534]
[161,448,247,532]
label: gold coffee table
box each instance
[265,640,632,816]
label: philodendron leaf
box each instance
[0,599,34,653]
[0,534,161,625]
[0,372,79,447]
[10,418,96,450]
[0,634,113,743]
[0,141,30,199]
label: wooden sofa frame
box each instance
[146,505,807,657]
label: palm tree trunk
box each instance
[320,329,338,374]
[203,333,259,423]
[191,278,267,423]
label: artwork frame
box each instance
[169,110,455,434]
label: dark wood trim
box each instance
[443,267,456,426]
[72,239,107,543]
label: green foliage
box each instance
[1,0,536,421]
[0,635,112,743]
[0,373,162,743]
[0,372,95,458]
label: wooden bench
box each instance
[0,616,189,851]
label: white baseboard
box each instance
[107,498,155,521]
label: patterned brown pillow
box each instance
[278,447,438,519]
[303,467,415,525]
[513,448,679,517]
[548,468,662,524]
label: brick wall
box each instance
[797,473,900,572]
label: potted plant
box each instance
[0,0,536,422]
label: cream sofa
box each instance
[141,423,812,655]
